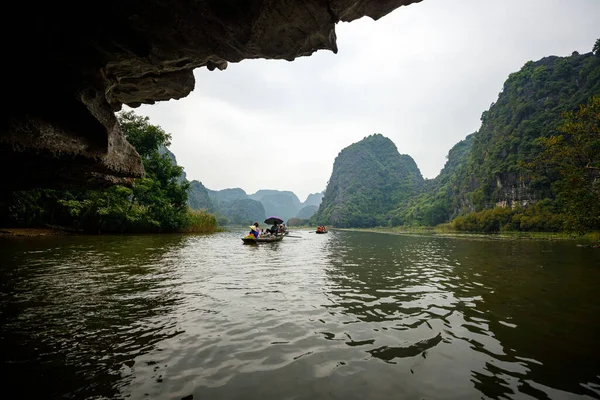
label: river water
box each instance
[1,229,599,399]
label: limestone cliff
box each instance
[314,134,424,227]
[391,48,600,227]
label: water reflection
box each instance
[0,234,188,399]
[449,238,600,399]
[367,333,443,362]
[1,231,599,400]
[321,232,600,399]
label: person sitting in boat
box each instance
[249,222,260,238]
[265,223,279,235]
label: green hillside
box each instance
[313,134,424,227]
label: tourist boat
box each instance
[242,234,284,244]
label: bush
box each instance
[452,200,566,233]
[179,209,219,233]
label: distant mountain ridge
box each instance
[187,185,323,224]
[208,188,248,204]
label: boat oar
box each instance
[286,235,303,238]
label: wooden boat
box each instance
[315,229,328,234]
[242,234,284,244]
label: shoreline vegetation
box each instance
[0,227,75,237]
[0,209,221,238]
[178,209,221,234]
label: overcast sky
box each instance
[133,0,600,202]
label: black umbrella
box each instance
[264,216,284,225]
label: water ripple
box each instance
[1,230,599,399]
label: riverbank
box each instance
[0,224,223,238]
[332,226,600,243]
[0,227,76,237]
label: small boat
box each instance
[242,234,284,244]
[315,228,328,234]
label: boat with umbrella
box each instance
[241,216,286,244]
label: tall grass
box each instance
[178,209,219,233]
[582,231,600,242]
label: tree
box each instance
[117,111,190,231]
[119,111,172,157]
[593,38,600,56]
[537,96,600,233]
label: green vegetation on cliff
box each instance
[313,134,423,227]
[533,96,600,233]
[392,134,474,227]
[446,45,599,233]
[464,50,600,211]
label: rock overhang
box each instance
[0,0,421,190]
